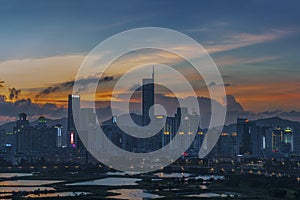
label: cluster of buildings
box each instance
[0,113,64,164]
[0,71,299,165]
[212,118,298,158]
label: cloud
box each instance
[0,80,4,88]
[205,28,298,54]
[0,98,66,119]
[8,87,21,101]
[215,55,278,67]
[36,75,114,98]
[208,81,231,87]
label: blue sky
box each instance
[0,0,299,120]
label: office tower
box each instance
[67,94,81,148]
[54,124,63,148]
[272,127,283,152]
[216,132,238,157]
[142,68,154,126]
[283,127,293,152]
[15,113,57,154]
[175,107,188,132]
[37,115,47,128]
[237,118,258,155]
[272,127,294,153]
[15,113,30,153]
[162,117,175,148]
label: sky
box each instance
[0,0,300,123]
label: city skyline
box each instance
[0,2,300,199]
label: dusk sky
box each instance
[0,0,300,122]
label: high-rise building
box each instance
[283,127,293,152]
[15,113,57,154]
[142,68,154,126]
[272,126,294,153]
[237,118,251,155]
[67,94,81,148]
[54,124,63,148]
[272,127,283,152]
[15,113,30,153]
[236,118,263,156]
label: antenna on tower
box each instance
[152,65,154,80]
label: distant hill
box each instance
[0,118,68,133]
[1,116,299,135]
[223,116,300,133]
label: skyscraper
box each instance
[272,127,283,152]
[67,94,81,148]
[237,118,254,155]
[142,67,154,126]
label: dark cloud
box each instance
[0,98,66,119]
[208,81,231,87]
[0,80,4,88]
[36,76,114,98]
[8,87,21,100]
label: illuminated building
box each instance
[67,94,81,148]
[37,115,47,128]
[237,118,253,155]
[214,131,238,157]
[272,127,283,152]
[14,113,57,154]
[15,113,30,153]
[237,118,264,156]
[272,126,294,153]
[54,124,63,148]
[283,127,293,152]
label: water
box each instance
[154,172,192,178]
[193,175,225,180]
[0,186,54,192]
[106,171,141,176]
[0,173,33,178]
[25,192,91,198]
[0,180,63,186]
[185,191,242,198]
[106,189,163,200]
[185,193,220,198]
[67,177,142,186]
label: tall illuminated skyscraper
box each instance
[67,94,80,148]
[142,67,154,126]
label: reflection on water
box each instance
[185,192,242,198]
[0,180,63,186]
[106,171,141,176]
[0,186,54,192]
[199,184,208,189]
[154,172,192,178]
[106,189,163,200]
[0,173,33,178]
[194,175,225,180]
[25,192,91,198]
[185,193,220,198]
[67,177,142,186]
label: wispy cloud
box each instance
[205,28,298,54]
[215,55,279,67]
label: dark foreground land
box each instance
[0,167,299,200]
